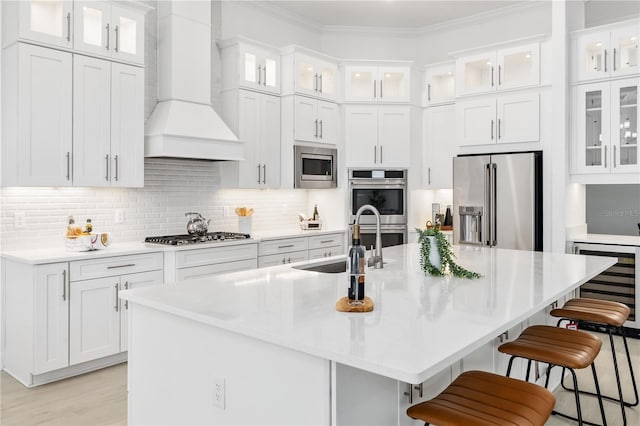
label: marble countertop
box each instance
[1,229,347,264]
[120,243,615,384]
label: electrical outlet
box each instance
[223,206,231,217]
[213,377,225,409]
[114,209,124,224]
[14,212,25,229]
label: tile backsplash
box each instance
[0,159,309,251]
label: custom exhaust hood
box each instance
[145,1,242,161]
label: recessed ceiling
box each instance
[263,1,528,29]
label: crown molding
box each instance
[240,0,324,34]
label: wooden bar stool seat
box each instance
[406,370,555,426]
[551,298,638,425]
[498,325,606,426]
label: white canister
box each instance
[238,216,252,235]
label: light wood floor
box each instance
[0,334,638,425]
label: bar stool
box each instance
[406,370,555,426]
[498,325,607,426]
[551,298,638,426]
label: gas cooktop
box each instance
[145,232,251,246]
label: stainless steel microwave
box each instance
[294,145,337,189]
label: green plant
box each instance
[416,227,482,279]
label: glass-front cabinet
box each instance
[573,78,638,175]
[17,0,73,48]
[74,2,144,65]
[456,43,540,96]
[424,62,455,106]
[295,53,338,101]
[574,22,639,82]
[343,64,410,103]
[220,38,280,94]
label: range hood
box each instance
[145,1,242,161]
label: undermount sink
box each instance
[292,259,347,274]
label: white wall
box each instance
[321,28,419,61]
[585,0,640,27]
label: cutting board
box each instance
[336,296,374,313]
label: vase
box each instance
[427,236,441,270]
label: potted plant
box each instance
[416,227,481,279]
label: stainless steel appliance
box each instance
[453,152,542,251]
[294,145,337,189]
[145,232,251,246]
[349,169,407,247]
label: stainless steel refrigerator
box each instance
[453,152,542,251]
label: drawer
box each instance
[175,258,257,282]
[259,237,308,256]
[309,245,344,260]
[308,233,344,250]
[258,251,308,268]
[70,252,163,281]
[176,243,258,269]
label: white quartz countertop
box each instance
[121,244,615,384]
[568,233,640,247]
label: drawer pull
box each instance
[278,244,294,249]
[107,263,135,269]
[319,240,334,244]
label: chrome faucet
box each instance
[354,204,383,269]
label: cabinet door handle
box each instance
[287,257,292,263]
[107,263,135,269]
[374,145,377,163]
[604,49,608,72]
[380,145,383,163]
[380,80,383,98]
[415,383,423,398]
[105,154,110,181]
[262,65,267,86]
[613,145,616,168]
[427,83,431,101]
[318,74,323,93]
[114,155,119,181]
[262,164,266,184]
[66,12,71,42]
[319,120,323,139]
[256,65,261,85]
[604,145,608,168]
[498,65,502,86]
[613,48,616,71]
[124,281,129,310]
[314,119,318,137]
[405,383,414,404]
[281,258,286,264]
[105,23,110,50]
[373,80,377,98]
[114,283,119,312]
[257,164,261,184]
[114,25,119,52]
[66,152,71,180]
[314,73,318,91]
[498,118,501,139]
[491,66,494,86]
[490,120,494,140]
[62,270,67,301]
[428,167,431,184]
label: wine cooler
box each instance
[573,242,640,338]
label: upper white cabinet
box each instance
[573,21,639,82]
[343,64,411,103]
[572,78,638,177]
[220,89,281,189]
[74,1,145,65]
[455,43,540,96]
[344,104,410,167]
[4,0,74,49]
[456,92,540,146]
[423,105,456,188]
[282,48,339,101]
[220,38,280,94]
[424,62,455,106]
[294,96,339,144]
[2,43,73,187]
[73,55,144,187]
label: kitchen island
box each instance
[120,244,615,425]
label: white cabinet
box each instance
[74,1,144,64]
[308,233,345,259]
[119,270,164,351]
[220,89,281,188]
[5,0,74,49]
[456,43,540,96]
[258,233,346,267]
[73,55,144,187]
[572,78,638,177]
[294,96,339,144]
[459,323,525,378]
[423,105,456,188]
[424,62,455,106]
[345,105,411,167]
[221,38,280,94]
[294,53,338,101]
[2,43,73,187]
[344,64,411,103]
[456,92,539,146]
[33,263,70,374]
[170,243,258,282]
[573,22,639,82]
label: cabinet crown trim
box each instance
[449,33,546,58]
[570,17,640,38]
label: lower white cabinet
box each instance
[165,243,258,282]
[258,232,346,267]
[423,104,456,188]
[308,233,345,259]
[456,92,539,146]
[3,252,163,386]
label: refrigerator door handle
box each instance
[485,163,492,246]
[491,163,497,246]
